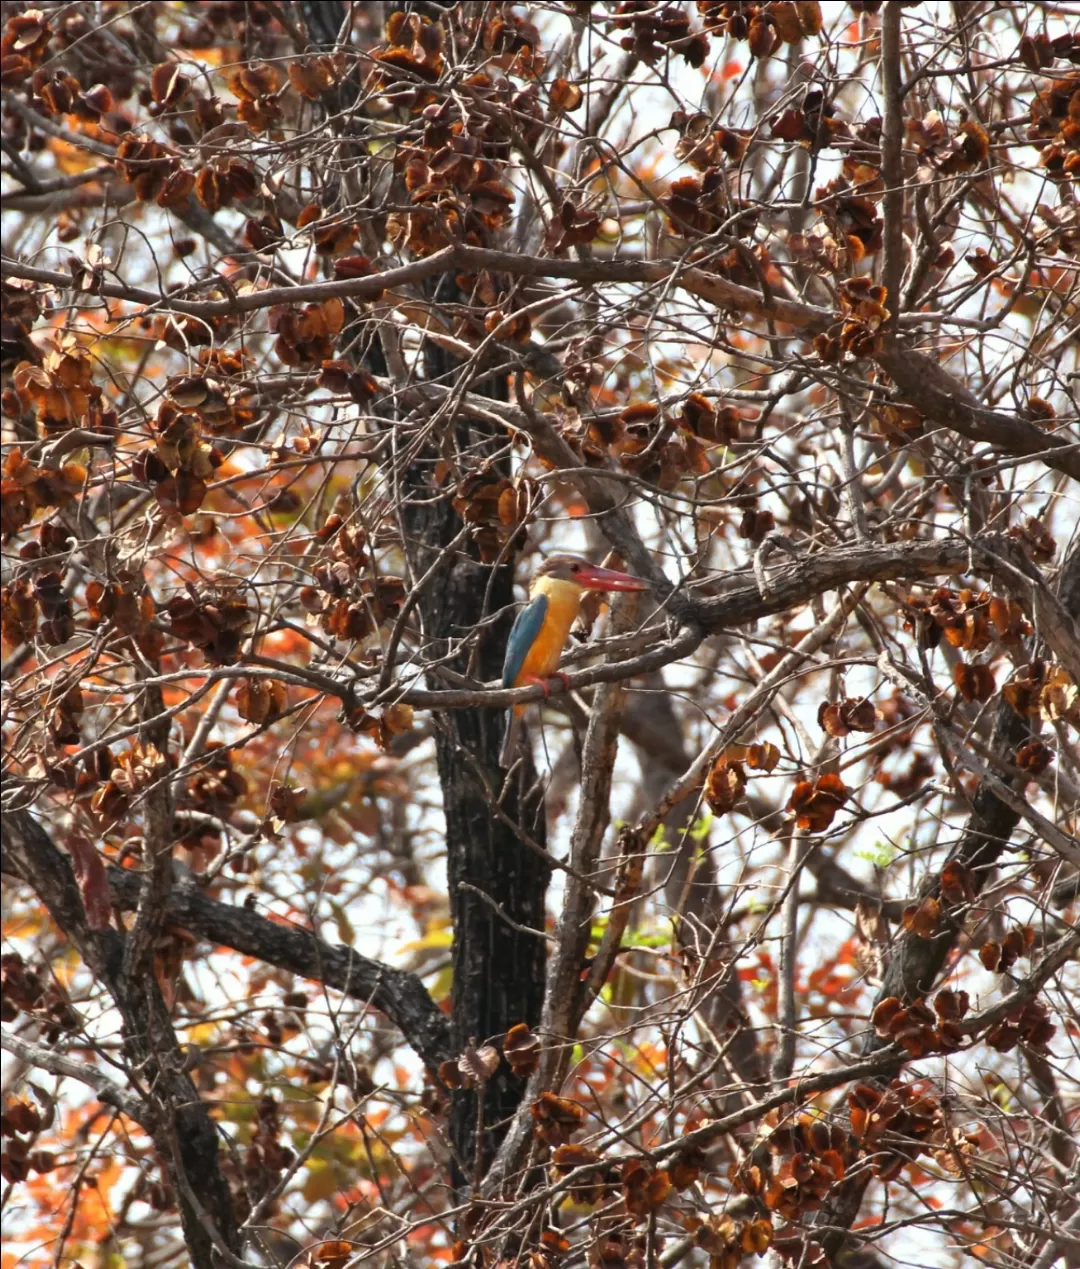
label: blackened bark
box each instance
[405,371,550,1182]
[298,0,346,47]
[303,0,551,1189]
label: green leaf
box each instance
[855,841,896,869]
[649,823,671,851]
[687,810,713,841]
[622,929,668,950]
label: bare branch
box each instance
[0,1031,148,1122]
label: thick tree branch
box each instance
[2,809,452,1216]
[880,2,906,336]
[0,248,459,317]
[2,4,1074,1266]
[875,346,1080,482]
[103,859,452,1072]
[484,591,642,1193]
[376,536,1021,712]
[1,809,241,1268]
[121,680,175,990]
[957,923,1080,1039]
[7,242,1076,485]
[442,248,1080,482]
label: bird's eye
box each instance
[570,562,580,572]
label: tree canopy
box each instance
[1,3,1078,1268]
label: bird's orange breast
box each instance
[514,578,582,684]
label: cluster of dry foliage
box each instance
[1,2,1079,1268]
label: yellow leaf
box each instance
[303,1156,340,1203]
[49,137,102,175]
[182,46,229,68]
[186,1022,219,1047]
[329,900,354,946]
[429,965,453,1003]
[397,921,453,955]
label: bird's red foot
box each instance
[524,672,572,698]
[545,671,573,696]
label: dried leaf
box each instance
[457,1044,500,1086]
[550,77,583,112]
[503,1022,540,1077]
[787,773,850,832]
[853,898,888,980]
[902,896,941,938]
[531,1092,584,1146]
[704,757,746,814]
[953,661,996,703]
[68,835,111,930]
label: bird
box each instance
[499,554,647,767]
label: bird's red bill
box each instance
[575,565,648,592]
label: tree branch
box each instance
[0,1031,148,1122]
[880,2,906,337]
[7,244,1075,484]
[1,809,241,1268]
[875,345,1080,482]
[812,538,1080,1257]
[374,536,1016,713]
[104,859,452,1072]
[484,590,642,1192]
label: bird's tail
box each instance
[499,708,521,768]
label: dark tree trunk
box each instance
[300,0,551,1187]
[405,344,550,1185]
[3,813,240,1269]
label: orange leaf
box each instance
[787,773,850,831]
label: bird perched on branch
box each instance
[499,554,647,767]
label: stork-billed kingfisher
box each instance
[499,554,647,767]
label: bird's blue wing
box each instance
[502,593,549,688]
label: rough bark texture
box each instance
[100,853,453,1071]
[300,0,551,1182]
[404,351,550,1185]
[2,809,240,1269]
